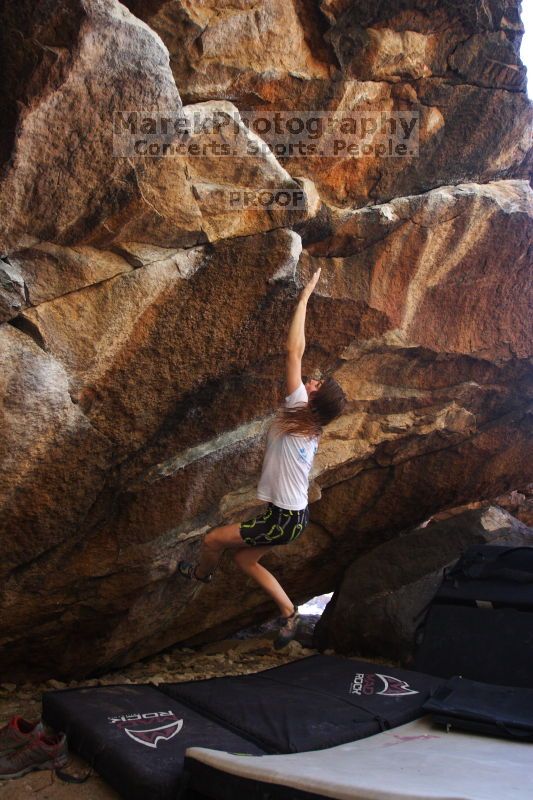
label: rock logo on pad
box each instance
[108,710,183,748]
[350,673,419,697]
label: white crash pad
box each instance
[186,716,533,800]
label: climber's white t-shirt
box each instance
[256,382,319,511]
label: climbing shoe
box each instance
[177,561,213,583]
[0,731,68,779]
[0,717,45,756]
[274,609,301,650]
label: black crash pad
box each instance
[42,683,264,800]
[161,654,444,754]
[42,656,444,799]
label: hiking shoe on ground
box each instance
[274,609,300,650]
[0,732,68,779]
[0,717,45,756]
[177,561,213,583]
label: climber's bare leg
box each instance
[233,546,294,618]
[195,523,244,579]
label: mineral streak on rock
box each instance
[0,0,531,680]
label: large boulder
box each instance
[0,0,531,680]
[314,506,533,661]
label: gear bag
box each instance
[423,675,533,740]
[414,544,533,687]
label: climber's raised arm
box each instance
[285,268,321,395]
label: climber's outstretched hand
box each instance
[300,268,321,303]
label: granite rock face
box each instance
[313,506,533,661]
[0,0,317,254]
[0,0,531,680]
[124,0,532,207]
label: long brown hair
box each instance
[271,376,347,438]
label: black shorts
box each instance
[239,503,310,547]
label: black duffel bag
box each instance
[414,545,533,686]
[437,545,533,607]
[423,675,533,741]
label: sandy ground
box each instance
[0,611,332,799]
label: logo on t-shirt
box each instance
[297,445,314,468]
[296,438,318,468]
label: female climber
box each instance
[178,267,346,648]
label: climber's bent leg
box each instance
[233,546,294,618]
[194,523,244,580]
